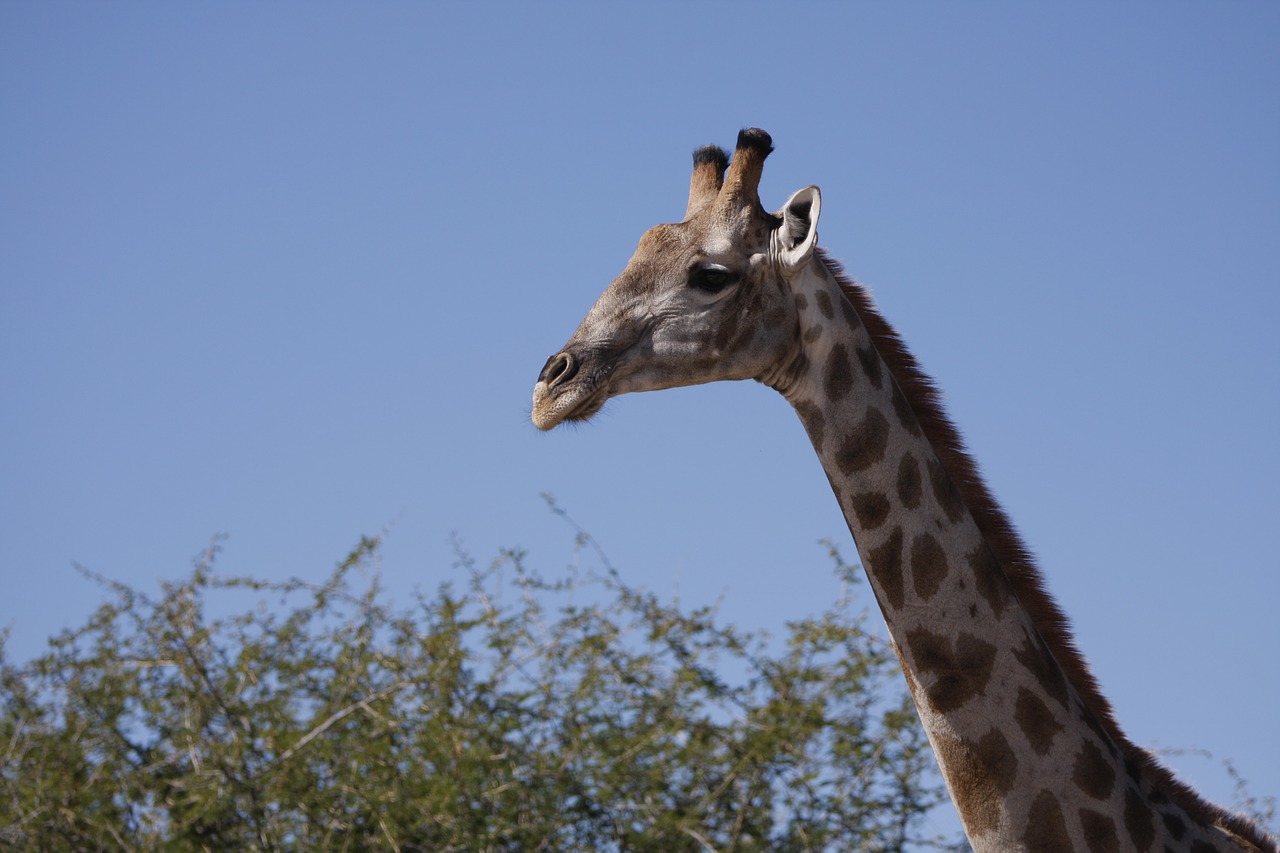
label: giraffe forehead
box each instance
[698,231,736,257]
[634,210,773,261]
[640,221,720,250]
[631,223,694,266]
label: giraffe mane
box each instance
[816,248,1277,852]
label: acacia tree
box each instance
[1,519,962,852]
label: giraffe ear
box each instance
[775,185,821,270]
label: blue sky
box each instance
[3,1,1277,837]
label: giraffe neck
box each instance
[768,254,1267,852]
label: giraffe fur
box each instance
[531,128,1275,853]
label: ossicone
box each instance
[720,127,773,213]
[685,145,729,219]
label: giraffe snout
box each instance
[532,349,604,430]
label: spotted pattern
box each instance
[910,532,949,600]
[1125,787,1156,851]
[1162,811,1186,841]
[1082,701,1120,760]
[889,380,921,436]
[1014,686,1062,755]
[789,299,1258,853]
[967,543,1013,619]
[1074,739,1117,800]
[839,296,861,329]
[851,491,891,530]
[1024,789,1072,849]
[834,407,889,475]
[823,343,854,403]
[905,628,997,714]
[815,289,835,319]
[927,456,965,522]
[890,384,921,438]
[867,527,905,611]
[1080,807,1121,853]
[897,453,922,509]
[935,730,1018,838]
[856,344,882,388]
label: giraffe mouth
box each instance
[531,378,610,430]
[532,349,617,430]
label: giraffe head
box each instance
[532,128,822,430]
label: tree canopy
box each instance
[1,518,963,851]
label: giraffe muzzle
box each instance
[532,348,609,430]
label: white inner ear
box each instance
[776,185,821,269]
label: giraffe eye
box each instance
[690,265,740,293]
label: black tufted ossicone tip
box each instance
[735,127,774,157]
[692,144,730,170]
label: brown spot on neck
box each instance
[866,526,905,611]
[1125,787,1156,851]
[905,628,997,714]
[835,407,889,475]
[927,456,965,523]
[897,452,922,509]
[823,342,854,403]
[850,491,891,530]
[1024,789,1072,849]
[934,729,1018,839]
[910,531,949,600]
[1014,686,1063,755]
[1074,739,1117,801]
[815,289,835,319]
[1080,808,1121,853]
[1162,811,1186,840]
[856,343,883,389]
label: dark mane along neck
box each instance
[815,248,1275,851]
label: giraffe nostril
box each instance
[539,352,578,387]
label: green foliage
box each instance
[1,525,956,852]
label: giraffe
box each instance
[530,129,1276,853]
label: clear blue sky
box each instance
[3,1,1277,837]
